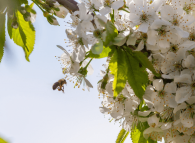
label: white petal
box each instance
[180,111,194,128]
[153,79,164,91]
[186,96,195,105]
[148,115,159,127]
[77,46,86,62]
[173,103,187,114]
[135,40,144,51]
[151,19,171,30]
[127,35,137,45]
[81,21,95,32]
[164,82,176,93]
[147,30,157,45]
[160,5,174,22]
[138,23,149,33]
[111,1,124,10]
[183,55,195,68]
[99,107,110,114]
[84,78,93,88]
[161,122,172,130]
[165,94,177,108]
[175,86,192,103]
[138,111,151,116]
[113,33,127,46]
[174,26,189,38]
[174,74,192,84]
[158,38,170,48]
[99,7,111,15]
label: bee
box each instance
[52,79,67,93]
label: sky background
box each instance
[0,2,133,143]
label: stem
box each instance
[32,0,45,12]
[84,59,93,69]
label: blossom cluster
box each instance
[58,0,195,142]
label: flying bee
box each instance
[52,79,67,93]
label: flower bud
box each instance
[42,3,51,11]
[47,15,59,25]
[54,6,69,18]
[11,21,18,29]
[46,0,56,7]
[43,11,49,17]
[25,5,31,12]
[93,29,103,38]
[20,6,26,14]
[23,12,31,21]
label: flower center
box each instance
[156,25,167,36]
[188,49,195,57]
[183,4,193,14]
[172,18,179,26]
[158,90,165,97]
[140,12,148,22]
[170,44,178,53]
[104,0,112,6]
[189,33,195,41]
[191,82,195,90]
[140,33,148,41]
[117,94,127,103]
[174,62,182,70]
[151,123,156,128]
[78,37,84,45]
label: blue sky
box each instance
[0,3,132,143]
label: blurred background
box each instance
[0,3,133,143]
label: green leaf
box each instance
[7,15,12,38]
[0,13,6,63]
[11,11,35,61]
[29,2,34,9]
[0,137,8,143]
[18,0,28,4]
[5,0,27,10]
[91,39,104,54]
[108,47,148,99]
[104,21,118,46]
[109,49,128,97]
[88,45,115,59]
[131,126,141,143]
[125,49,148,99]
[133,51,161,77]
[131,127,149,143]
[116,129,129,143]
[131,122,157,143]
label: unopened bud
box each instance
[23,12,31,21]
[43,11,49,17]
[25,5,31,12]
[11,21,18,29]
[20,6,26,14]
[47,15,59,25]
[46,0,56,7]
[42,3,51,11]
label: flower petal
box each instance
[111,1,124,9]
[153,79,164,91]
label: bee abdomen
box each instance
[52,82,60,90]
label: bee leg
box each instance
[62,86,64,93]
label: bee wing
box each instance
[52,82,60,90]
